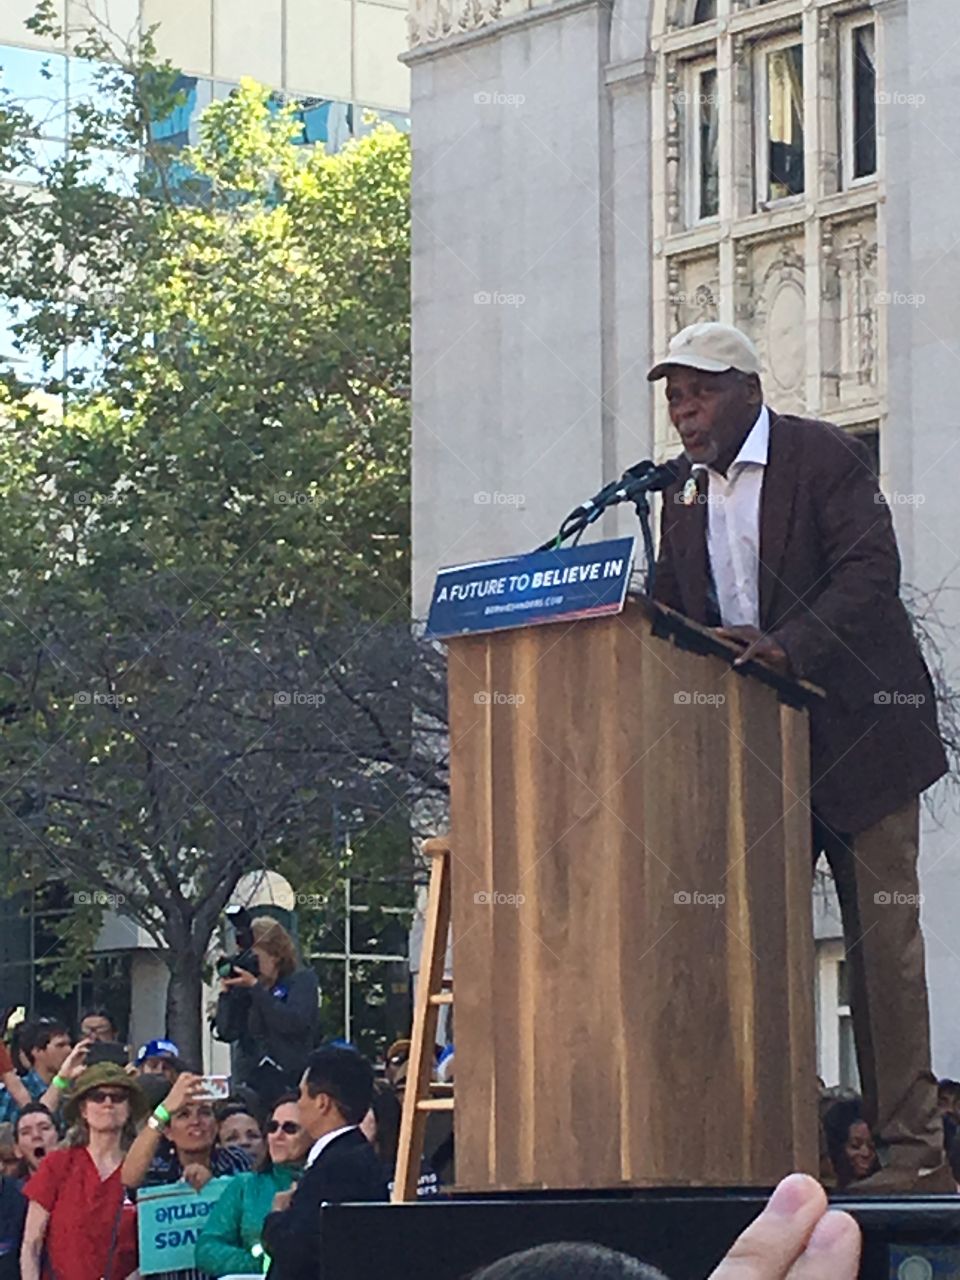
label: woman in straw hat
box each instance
[20,1063,147,1280]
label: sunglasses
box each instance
[266,1120,301,1135]
[86,1088,129,1104]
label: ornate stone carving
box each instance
[652,0,880,429]
[408,0,533,47]
[668,251,720,334]
[734,241,752,325]
[820,223,839,301]
[821,215,879,407]
[737,238,807,411]
[664,57,682,235]
[409,0,454,48]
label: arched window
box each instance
[652,1,881,461]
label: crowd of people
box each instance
[0,908,956,1280]
[818,1076,960,1192]
[0,1017,445,1280]
[0,917,447,1280]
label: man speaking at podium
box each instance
[649,321,950,1194]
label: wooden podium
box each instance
[445,596,821,1192]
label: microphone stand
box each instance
[535,479,660,593]
[624,482,657,596]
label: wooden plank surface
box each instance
[447,599,817,1191]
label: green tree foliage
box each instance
[0,6,439,1063]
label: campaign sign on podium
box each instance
[426,537,635,640]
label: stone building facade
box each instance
[405,0,960,1079]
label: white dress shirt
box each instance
[306,1123,358,1168]
[698,405,769,628]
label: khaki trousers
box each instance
[814,798,950,1190]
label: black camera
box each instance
[86,1041,129,1068]
[216,905,260,980]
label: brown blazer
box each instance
[653,410,947,835]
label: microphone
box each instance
[566,458,679,523]
[567,476,628,521]
[614,457,680,500]
[535,457,681,553]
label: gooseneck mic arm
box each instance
[534,458,680,587]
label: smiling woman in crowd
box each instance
[122,1072,251,1280]
[215,1102,266,1167]
[121,1071,251,1193]
[822,1098,880,1190]
[195,1092,307,1277]
[20,1063,146,1280]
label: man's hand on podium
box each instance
[715,625,792,678]
[708,1174,860,1280]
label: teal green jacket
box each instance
[195,1164,303,1277]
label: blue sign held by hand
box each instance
[138,1177,231,1275]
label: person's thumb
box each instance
[785,1208,860,1280]
[707,1175,837,1280]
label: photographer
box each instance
[214,918,318,1108]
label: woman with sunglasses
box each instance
[20,1063,147,1280]
[195,1093,306,1277]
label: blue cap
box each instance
[136,1038,181,1064]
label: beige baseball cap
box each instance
[647,322,762,381]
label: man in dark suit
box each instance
[649,321,951,1193]
[262,1046,387,1279]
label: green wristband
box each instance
[52,1074,69,1091]
[153,1102,171,1125]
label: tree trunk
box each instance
[165,948,205,1071]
